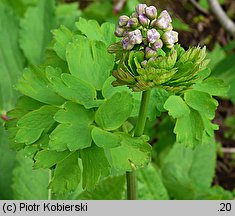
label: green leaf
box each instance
[82,1,113,24]
[49,102,94,151]
[0,5,25,112]
[80,144,110,191]
[184,90,218,120]
[95,92,133,130]
[76,17,116,45]
[165,92,218,147]
[52,25,74,61]
[108,133,151,171]
[193,77,228,96]
[102,76,131,99]
[78,175,125,200]
[138,164,169,200]
[34,150,72,169]
[210,53,235,103]
[207,44,226,70]
[151,88,171,113]
[91,127,121,148]
[15,105,58,145]
[17,66,66,105]
[161,142,217,200]
[0,125,16,199]
[66,35,114,90]
[50,152,81,194]
[164,95,190,118]
[12,150,49,199]
[55,3,81,31]
[19,0,56,64]
[46,67,101,108]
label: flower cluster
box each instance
[115,4,178,59]
[109,4,209,93]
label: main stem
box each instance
[126,90,151,200]
[48,169,53,200]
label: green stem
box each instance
[48,169,53,200]
[126,90,151,200]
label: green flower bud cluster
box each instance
[114,4,178,58]
[108,43,209,92]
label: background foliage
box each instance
[0,0,235,200]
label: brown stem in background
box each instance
[189,0,209,15]
[208,0,235,38]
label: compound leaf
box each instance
[184,90,218,120]
[0,4,25,111]
[19,0,56,64]
[66,35,114,90]
[15,105,58,145]
[34,150,72,169]
[80,144,110,191]
[193,77,228,97]
[12,150,48,199]
[108,133,151,171]
[75,17,116,45]
[91,127,121,148]
[164,95,190,118]
[49,102,94,151]
[95,92,133,130]
[138,164,169,200]
[17,66,66,105]
[52,25,74,61]
[79,175,125,200]
[46,67,100,108]
[50,152,81,194]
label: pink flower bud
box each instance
[128,29,143,44]
[118,15,129,27]
[153,10,172,30]
[138,14,150,27]
[151,39,163,50]
[145,47,157,59]
[121,37,135,50]
[162,31,178,48]
[136,4,147,15]
[126,17,139,28]
[141,60,148,67]
[115,26,125,37]
[147,29,160,44]
[145,6,157,20]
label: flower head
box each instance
[108,4,209,94]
